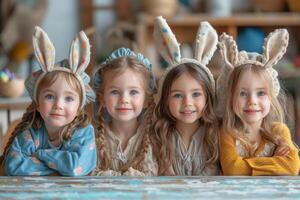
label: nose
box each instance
[183,95,192,106]
[54,98,64,110]
[120,93,129,104]
[248,94,257,106]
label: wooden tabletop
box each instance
[0,176,299,199]
[0,95,31,110]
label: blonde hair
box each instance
[152,63,219,175]
[0,71,90,165]
[93,56,155,173]
[223,64,287,155]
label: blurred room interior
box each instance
[0,0,300,153]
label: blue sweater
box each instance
[4,124,97,176]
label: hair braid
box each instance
[120,95,155,173]
[62,110,90,140]
[0,103,40,164]
[94,105,112,171]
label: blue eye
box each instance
[45,94,55,100]
[65,96,74,102]
[130,90,139,96]
[110,90,119,95]
[239,91,248,97]
[257,91,266,96]
[173,93,183,99]
[192,92,202,98]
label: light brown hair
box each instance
[152,63,219,175]
[93,56,156,173]
[0,71,90,165]
[223,64,287,155]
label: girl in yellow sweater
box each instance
[217,28,300,175]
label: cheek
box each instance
[235,97,246,108]
[37,100,51,113]
[168,99,179,114]
[263,99,271,112]
[137,94,146,106]
[233,99,243,114]
[71,102,80,112]
[104,94,115,105]
[103,95,116,113]
[196,97,206,108]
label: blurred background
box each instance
[0,0,300,152]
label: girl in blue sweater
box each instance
[1,27,97,176]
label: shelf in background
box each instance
[137,12,300,52]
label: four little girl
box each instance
[0,16,299,176]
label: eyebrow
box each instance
[41,89,53,93]
[240,87,267,90]
[170,88,203,93]
[108,86,143,90]
[41,89,78,96]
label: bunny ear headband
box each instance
[25,26,96,109]
[153,16,218,99]
[215,29,289,116]
[217,28,289,97]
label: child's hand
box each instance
[123,167,146,176]
[94,169,121,176]
[273,144,290,156]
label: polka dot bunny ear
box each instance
[28,26,95,109]
[154,16,218,103]
[32,26,56,72]
[69,30,91,75]
[153,16,181,66]
[194,21,218,66]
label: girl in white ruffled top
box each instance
[91,47,158,176]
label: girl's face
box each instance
[234,70,271,127]
[37,75,80,134]
[168,72,206,127]
[103,68,146,123]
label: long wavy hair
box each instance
[223,64,287,156]
[0,71,91,165]
[152,63,219,175]
[93,56,156,173]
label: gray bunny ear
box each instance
[219,33,239,70]
[32,26,55,72]
[69,31,91,75]
[194,21,218,66]
[153,16,181,65]
[263,29,289,68]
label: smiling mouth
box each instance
[244,110,260,113]
[180,111,196,114]
[116,108,133,112]
[50,114,64,117]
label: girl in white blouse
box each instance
[151,16,220,175]
[91,47,157,176]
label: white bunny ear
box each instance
[32,26,55,72]
[153,16,181,65]
[219,33,239,70]
[194,21,218,66]
[263,29,289,68]
[69,31,91,74]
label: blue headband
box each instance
[92,47,155,92]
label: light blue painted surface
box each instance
[0,176,300,199]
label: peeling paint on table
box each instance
[0,176,299,199]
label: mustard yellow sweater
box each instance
[220,122,300,176]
